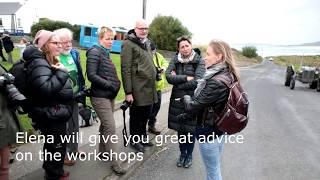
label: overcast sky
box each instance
[14,0,320,45]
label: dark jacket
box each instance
[0,65,21,148]
[70,48,85,92]
[179,65,232,136]
[70,48,86,104]
[165,53,205,132]
[23,46,73,127]
[2,36,14,53]
[121,30,157,106]
[86,45,120,99]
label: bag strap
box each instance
[122,109,129,147]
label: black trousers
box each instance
[148,91,162,127]
[129,104,152,141]
[41,122,67,180]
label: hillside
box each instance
[300,41,320,46]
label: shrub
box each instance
[242,46,258,58]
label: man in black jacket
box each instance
[0,34,7,62]
[2,33,14,64]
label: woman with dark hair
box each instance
[165,36,205,168]
[178,39,240,180]
[24,30,73,180]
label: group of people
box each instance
[0,18,240,180]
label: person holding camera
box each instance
[54,28,86,166]
[0,65,21,180]
[147,42,169,135]
[121,19,158,153]
[165,36,205,168]
[23,30,73,180]
[86,27,126,175]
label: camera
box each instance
[120,100,131,111]
[0,73,27,111]
[74,87,91,99]
[156,68,163,81]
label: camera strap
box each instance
[122,109,129,147]
[154,52,160,68]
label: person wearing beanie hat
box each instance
[33,30,55,49]
[23,29,72,180]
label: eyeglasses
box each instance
[136,27,149,31]
[49,41,61,45]
[61,41,72,45]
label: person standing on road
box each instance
[0,65,21,180]
[165,36,205,168]
[23,30,73,180]
[147,42,169,135]
[86,26,126,175]
[54,28,86,166]
[121,19,158,152]
[178,39,240,180]
[0,34,7,62]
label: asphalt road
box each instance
[128,61,320,180]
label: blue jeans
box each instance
[198,135,225,180]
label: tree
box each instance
[31,18,80,42]
[241,46,258,58]
[149,15,192,51]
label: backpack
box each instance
[78,104,98,127]
[213,73,249,134]
[8,59,31,114]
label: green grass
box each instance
[273,55,320,70]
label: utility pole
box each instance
[142,0,147,19]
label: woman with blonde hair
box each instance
[86,26,126,175]
[178,39,239,180]
[23,30,73,180]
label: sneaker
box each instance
[111,164,127,175]
[176,155,185,167]
[183,156,192,168]
[130,142,145,153]
[141,139,154,147]
[148,126,161,135]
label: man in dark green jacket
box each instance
[121,19,158,152]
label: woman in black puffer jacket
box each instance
[24,30,73,180]
[178,40,240,180]
[86,27,126,175]
[165,36,205,168]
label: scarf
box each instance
[177,50,196,63]
[194,62,228,97]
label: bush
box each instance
[242,46,258,58]
[31,18,80,41]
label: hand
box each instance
[52,63,68,72]
[125,94,134,103]
[187,76,194,81]
[171,70,176,75]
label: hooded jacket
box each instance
[23,45,73,126]
[121,30,158,106]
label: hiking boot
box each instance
[148,126,161,135]
[64,158,76,166]
[183,156,192,168]
[130,142,145,153]
[176,155,186,167]
[111,164,127,175]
